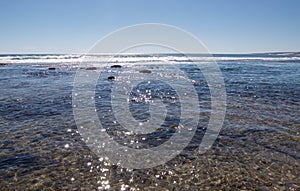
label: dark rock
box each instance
[139,69,152,74]
[111,65,122,68]
[48,67,56,70]
[108,76,115,80]
[179,154,197,160]
[85,67,97,70]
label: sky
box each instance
[0,0,299,54]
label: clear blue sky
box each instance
[0,0,299,54]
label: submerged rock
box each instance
[139,69,152,74]
[85,67,97,70]
[111,65,122,68]
[107,76,115,80]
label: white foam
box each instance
[0,54,299,65]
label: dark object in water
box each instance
[85,67,97,70]
[139,69,152,74]
[48,67,56,70]
[108,76,115,80]
[0,63,7,66]
[111,65,122,68]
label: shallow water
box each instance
[0,54,299,190]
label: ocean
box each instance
[0,53,299,190]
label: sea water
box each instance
[0,53,299,190]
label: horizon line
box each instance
[0,51,299,55]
